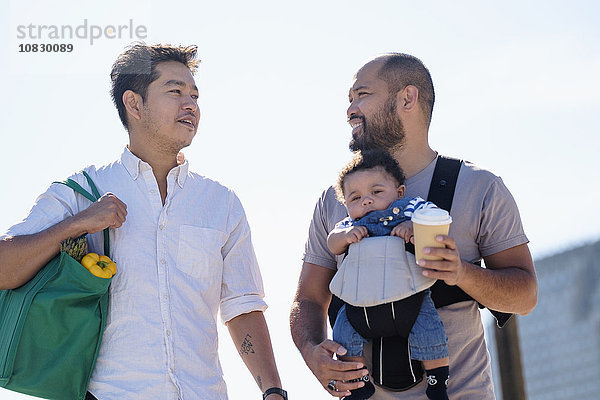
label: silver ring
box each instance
[327,380,337,391]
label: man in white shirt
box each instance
[0,43,286,400]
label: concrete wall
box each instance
[487,240,600,399]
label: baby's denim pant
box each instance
[332,289,448,361]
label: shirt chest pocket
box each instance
[176,225,227,280]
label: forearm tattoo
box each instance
[240,334,255,356]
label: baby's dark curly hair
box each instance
[335,149,406,203]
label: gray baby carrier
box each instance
[328,156,512,391]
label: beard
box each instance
[141,106,195,155]
[349,97,405,152]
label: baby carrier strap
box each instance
[428,156,512,328]
[427,155,471,308]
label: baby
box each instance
[328,149,450,400]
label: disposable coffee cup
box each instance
[411,208,452,261]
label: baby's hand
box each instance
[344,226,369,244]
[391,221,414,243]
[327,226,370,255]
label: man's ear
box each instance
[396,85,419,112]
[123,90,143,121]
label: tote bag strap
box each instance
[54,172,110,256]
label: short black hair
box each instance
[376,53,435,126]
[110,43,200,130]
[335,149,406,203]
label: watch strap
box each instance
[263,387,287,399]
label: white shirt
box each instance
[3,148,267,399]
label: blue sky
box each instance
[1,1,599,398]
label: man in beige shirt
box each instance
[290,53,537,399]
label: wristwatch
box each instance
[262,387,288,399]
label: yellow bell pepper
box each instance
[99,255,117,276]
[81,252,117,278]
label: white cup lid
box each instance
[411,207,452,225]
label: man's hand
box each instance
[416,234,464,286]
[73,193,128,234]
[417,236,538,315]
[304,339,367,398]
[291,263,369,397]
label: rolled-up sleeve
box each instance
[2,182,78,239]
[219,192,267,323]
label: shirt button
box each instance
[150,189,157,194]
[159,224,165,230]
[160,259,166,264]
[163,294,168,300]
[166,330,171,336]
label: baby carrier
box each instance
[328,155,512,391]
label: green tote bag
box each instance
[0,171,112,400]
